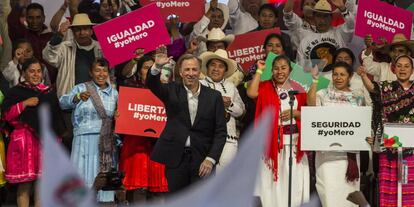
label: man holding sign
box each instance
[147,47,227,193]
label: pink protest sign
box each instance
[93,3,170,66]
[355,0,413,43]
[140,0,204,23]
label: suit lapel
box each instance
[193,85,206,127]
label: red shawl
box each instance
[254,80,305,181]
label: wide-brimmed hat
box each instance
[376,33,414,57]
[70,13,96,27]
[199,49,237,79]
[205,3,229,30]
[305,0,334,14]
[199,28,235,45]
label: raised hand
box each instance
[155,45,171,68]
[256,60,266,70]
[187,39,199,54]
[13,48,24,63]
[133,48,145,61]
[356,66,367,77]
[311,65,320,80]
[58,20,71,37]
[330,0,346,10]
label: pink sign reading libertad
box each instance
[355,0,413,43]
[93,3,170,66]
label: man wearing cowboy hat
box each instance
[190,0,230,56]
[200,28,235,53]
[283,0,355,67]
[199,49,245,172]
[43,13,102,151]
[362,33,414,82]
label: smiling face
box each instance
[332,66,352,91]
[90,64,109,88]
[207,59,227,82]
[23,62,42,86]
[180,58,201,90]
[272,58,291,85]
[394,56,414,83]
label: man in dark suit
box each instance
[147,47,227,193]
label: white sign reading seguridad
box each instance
[301,106,372,151]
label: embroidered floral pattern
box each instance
[380,81,414,124]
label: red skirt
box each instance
[119,136,168,192]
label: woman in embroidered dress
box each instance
[308,62,365,207]
[247,55,309,207]
[2,58,64,207]
[358,54,414,207]
[119,51,168,203]
[59,58,118,202]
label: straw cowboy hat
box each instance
[70,13,96,27]
[200,49,237,79]
[205,3,230,30]
[306,0,334,14]
[199,28,235,45]
[376,33,414,57]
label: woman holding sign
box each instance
[308,62,366,207]
[247,55,309,207]
[358,54,414,207]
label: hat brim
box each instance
[205,3,229,30]
[199,34,235,45]
[200,52,237,79]
[304,6,334,14]
[375,40,414,58]
[70,23,96,27]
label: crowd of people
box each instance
[0,0,413,206]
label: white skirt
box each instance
[315,152,360,207]
[255,134,310,207]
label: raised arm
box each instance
[246,60,265,99]
[121,48,145,78]
[50,0,68,32]
[356,66,376,93]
